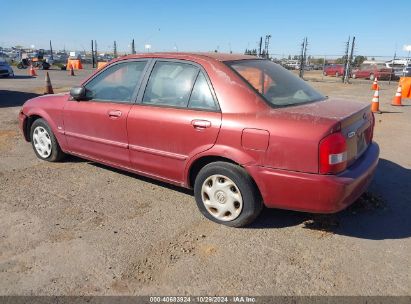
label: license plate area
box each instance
[356,132,367,158]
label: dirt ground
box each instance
[0,67,410,296]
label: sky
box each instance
[1,0,411,58]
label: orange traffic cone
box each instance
[371,88,381,113]
[44,72,54,95]
[69,64,75,76]
[371,77,378,90]
[391,84,403,106]
[29,64,37,77]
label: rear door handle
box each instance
[191,119,211,129]
[108,110,122,118]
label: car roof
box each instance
[117,52,259,63]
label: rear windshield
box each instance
[226,59,325,107]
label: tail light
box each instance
[319,132,347,174]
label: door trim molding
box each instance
[65,131,128,149]
[129,144,187,161]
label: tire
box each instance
[194,162,263,227]
[335,72,339,77]
[323,71,327,76]
[30,118,65,162]
[352,74,357,79]
[369,74,375,81]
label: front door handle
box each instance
[108,110,122,118]
[192,119,211,129]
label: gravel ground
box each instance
[0,67,410,296]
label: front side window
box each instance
[143,61,199,108]
[85,61,147,102]
[226,59,325,107]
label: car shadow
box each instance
[72,155,411,240]
[89,162,194,196]
[0,90,40,108]
[8,75,35,79]
[249,158,411,240]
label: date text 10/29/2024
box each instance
[149,296,256,303]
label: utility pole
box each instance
[342,36,355,84]
[389,49,396,84]
[113,41,117,58]
[299,37,307,78]
[258,37,263,57]
[343,36,350,83]
[131,39,136,54]
[345,36,355,84]
[91,40,95,68]
[49,40,53,60]
[94,40,98,63]
[264,35,271,59]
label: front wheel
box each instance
[194,162,263,227]
[369,74,375,81]
[30,119,65,162]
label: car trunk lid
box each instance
[276,98,374,169]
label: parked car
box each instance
[352,64,395,80]
[394,68,404,78]
[402,66,411,77]
[323,64,345,77]
[0,60,14,77]
[18,53,379,227]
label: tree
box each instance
[353,55,367,67]
[311,58,324,65]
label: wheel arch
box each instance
[24,114,43,141]
[23,110,67,151]
[187,155,237,189]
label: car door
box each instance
[356,65,367,78]
[63,60,149,167]
[127,60,222,184]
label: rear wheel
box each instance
[323,71,327,76]
[369,73,375,81]
[194,162,263,227]
[30,119,65,162]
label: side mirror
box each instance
[70,86,86,101]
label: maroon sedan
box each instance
[323,64,345,77]
[352,63,394,80]
[19,53,379,227]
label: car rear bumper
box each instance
[246,142,379,213]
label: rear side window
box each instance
[85,61,147,102]
[226,59,325,107]
[188,72,217,111]
[143,61,199,108]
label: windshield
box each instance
[226,59,325,107]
